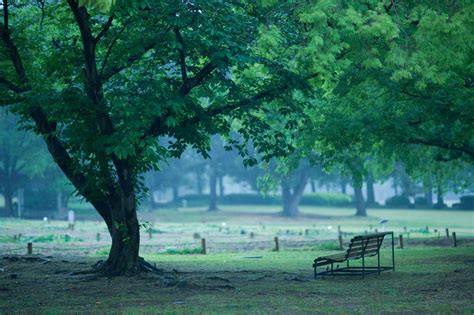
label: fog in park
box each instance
[0,0,473,314]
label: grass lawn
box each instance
[0,246,473,314]
[0,206,473,313]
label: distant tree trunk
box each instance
[354,184,367,216]
[218,175,225,197]
[172,186,179,202]
[366,173,376,206]
[424,181,433,207]
[4,187,14,217]
[435,185,445,209]
[281,172,308,217]
[208,170,218,211]
[196,172,204,196]
[340,181,347,194]
[310,180,316,193]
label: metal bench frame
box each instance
[313,231,395,279]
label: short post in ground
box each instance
[27,242,32,255]
[201,238,207,254]
[399,234,404,249]
[274,236,279,252]
[452,232,457,247]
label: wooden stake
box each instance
[445,228,450,239]
[404,226,407,233]
[96,233,100,242]
[338,235,343,250]
[27,242,32,255]
[201,238,207,254]
[399,234,404,249]
[274,236,279,252]
[452,232,457,247]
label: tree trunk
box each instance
[281,172,308,217]
[354,185,367,216]
[366,173,376,206]
[218,175,225,197]
[281,179,296,217]
[3,187,14,217]
[435,186,444,209]
[208,170,218,211]
[424,181,433,207]
[340,181,347,194]
[196,172,204,195]
[172,186,179,202]
[93,190,142,276]
[310,180,316,193]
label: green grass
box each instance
[0,246,472,314]
[0,206,473,313]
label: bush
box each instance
[300,193,353,206]
[164,247,202,255]
[222,193,278,205]
[458,195,474,210]
[385,195,411,208]
[414,196,428,206]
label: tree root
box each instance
[70,257,162,278]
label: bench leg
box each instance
[377,252,381,275]
[362,255,365,279]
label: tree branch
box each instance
[101,40,159,81]
[99,18,130,77]
[174,27,188,82]
[207,72,319,117]
[407,137,474,159]
[94,15,114,44]
[0,77,25,93]
[0,0,27,84]
[178,60,217,96]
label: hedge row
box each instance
[169,192,353,207]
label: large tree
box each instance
[0,1,313,275]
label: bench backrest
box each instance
[345,233,388,260]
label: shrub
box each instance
[459,195,474,210]
[164,247,202,255]
[385,195,411,208]
[300,193,353,206]
[222,193,278,205]
[414,196,428,206]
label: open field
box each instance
[0,206,473,313]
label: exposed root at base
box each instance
[70,257,163,278]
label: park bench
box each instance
[313,231,395,279]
